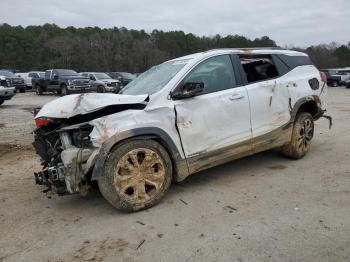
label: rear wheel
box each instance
[0,100,4,105]
[281,112,314,159]
[98,139,173,212]
[19,88,26,93]
[331,81,338,87]
[36,85,43,95]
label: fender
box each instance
[91,127,190,182]
[289,95,323,122]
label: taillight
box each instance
[320,71,327,82]
[35,117,55,127]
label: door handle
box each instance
[229,93,244,101]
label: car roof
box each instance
[169,48,307,62]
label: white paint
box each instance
[35,93,148,119]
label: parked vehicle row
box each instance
[321,68,350,87]
[30,69,137,95]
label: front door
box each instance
[174,55,253,173]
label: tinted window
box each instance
[276,54,312,69]
[183,55,236,95]
[55,69,78,76]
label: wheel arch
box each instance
[291,96,323,122]
[91,127,189,182]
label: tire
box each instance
[19,88,26,93]
[98,139,173,212]
[331,81,338,87]
[97,85,106,93]
[0,100,4,105]
[281,112,314,159]
[61,85,69,96]
[36,85,43,95]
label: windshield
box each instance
[0,70,15,77]
[56,69,78,76]
[95,73,112,80]
[121,59,189,96]
[119,72,136,79]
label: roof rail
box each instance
[206,47,286,52]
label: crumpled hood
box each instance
[36,93,148,119]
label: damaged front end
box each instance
[32,93,148,196]
[33,121,97,195]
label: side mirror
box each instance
[90,76,95,81]
[172,82,204,100]
[53,74,59,80]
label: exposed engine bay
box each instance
[32,93,148,196]
[33,122,97,195]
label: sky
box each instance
[1,0,349,47]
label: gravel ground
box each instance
[0,88,349,262]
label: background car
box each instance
[80,72,120,93]
[0,70,26,93]
[108,72,136,86]
[17,73,31,88]
[32,69,91,95]
[0,76,15,105]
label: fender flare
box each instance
[91,127,190,182]
[290,95,323,121]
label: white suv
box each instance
[33,48,329,211]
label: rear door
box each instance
[174,55,252,171]
[237,54,291,150]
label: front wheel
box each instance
[19,88,26,93]
[98,139,173,212]
[61,85,69,96]
[97,85,106,93]
[281,112,314,159]
[0,100,4,105]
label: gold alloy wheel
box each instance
[297,118,313,154]
[114,148,166,204]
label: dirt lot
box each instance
[0,88,350,262]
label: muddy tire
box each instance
[281,112,314,159]
[98,139,173,212]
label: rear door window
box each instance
[238,55,279,84]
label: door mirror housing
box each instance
[53,74,59,80]
[172,82,204,100]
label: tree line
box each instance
[0,23,349,73]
